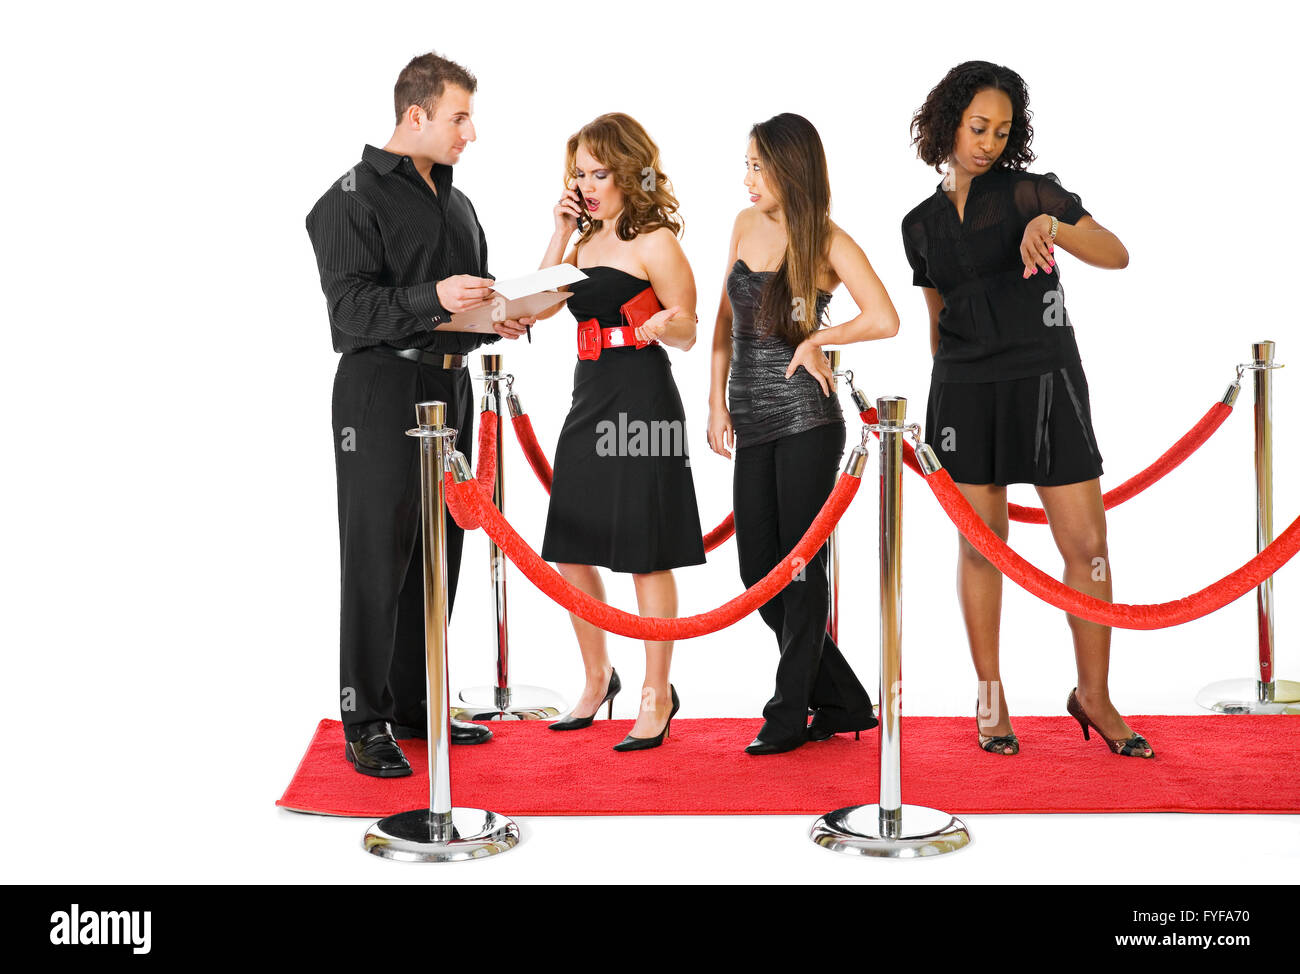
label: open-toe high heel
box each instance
[1066,687,1154,758]
[976,699,1019,755]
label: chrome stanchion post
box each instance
[456,355,565,721]
[837,365,880,720]
[1197,341,1300,713]
[364,401,520,862]
[810,396,971,858]
[826,350,841,644]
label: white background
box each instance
[3,0,1297,884]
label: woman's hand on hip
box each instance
[786,340,833,397]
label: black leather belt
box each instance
[367,346,466,369]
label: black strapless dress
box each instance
[539,266,706,573]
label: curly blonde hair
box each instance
[565,113,683,243]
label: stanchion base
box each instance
[1194,678,1300,714]
[454,684,564,721]
[810,804,971,859]
[363,807,519,863]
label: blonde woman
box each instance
[533,114,703,750]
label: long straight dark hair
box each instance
[750,113,832,345]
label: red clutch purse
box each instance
[620,287,664,338]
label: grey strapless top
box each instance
[726,258,844,447]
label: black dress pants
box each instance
[332,349,474,735]
[733,421,873,741]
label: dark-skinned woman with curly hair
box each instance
[531,113,703,750]
[902,61,1152,759]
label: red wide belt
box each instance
[576,285,664,361]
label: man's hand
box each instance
[492,316,534,340]
[436,274,496,313]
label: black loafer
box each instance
[744,735,807,756]
[343,721,412,777]
[391,717,493,745]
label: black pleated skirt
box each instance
[540,345,706,573]
[924,357,1105,486]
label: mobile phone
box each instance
[573,178,590,233]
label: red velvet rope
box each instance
[509,413,552,491]
[509,411,737,552]
[444,468,861,640]
[923,465,1300,629]
[858,399,1233,524]
[475,410,498,495]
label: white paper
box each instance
[488,263,588,300]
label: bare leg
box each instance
[1035,479,1150,753]
[955,482,1016,751]
[629,569,677,738]
[555,562,614,718]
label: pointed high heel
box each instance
[548,668,621,731]
[976,698,1019,755]
[612,685,679,752]
[807,705,878,742]
[1066,687,1154,758]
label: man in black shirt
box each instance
[306,52,532,776]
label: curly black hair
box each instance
[910,61,1035,172]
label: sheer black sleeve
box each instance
[1036,172,1090,225]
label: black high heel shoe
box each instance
[807,705,879,742]
[976,698,1019,755]
[1066,687,1154,758]
[548,668,621,731]
[612,685,679,751]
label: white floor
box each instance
[38,803,1300,885]
[7,700,1294,885]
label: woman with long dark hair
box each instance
[707,113,900,755]
[532,113,703,751]
[902,61,1152,758]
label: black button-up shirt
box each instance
[305,143,500,355]
[902,168,1090,382]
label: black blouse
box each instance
[901,168,1091,382]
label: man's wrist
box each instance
[408,281,450,327]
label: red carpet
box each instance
[276,716,1300,817]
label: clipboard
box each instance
[442,263,589,333]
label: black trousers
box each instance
[332,350,474,735]
[733,421,873,741]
